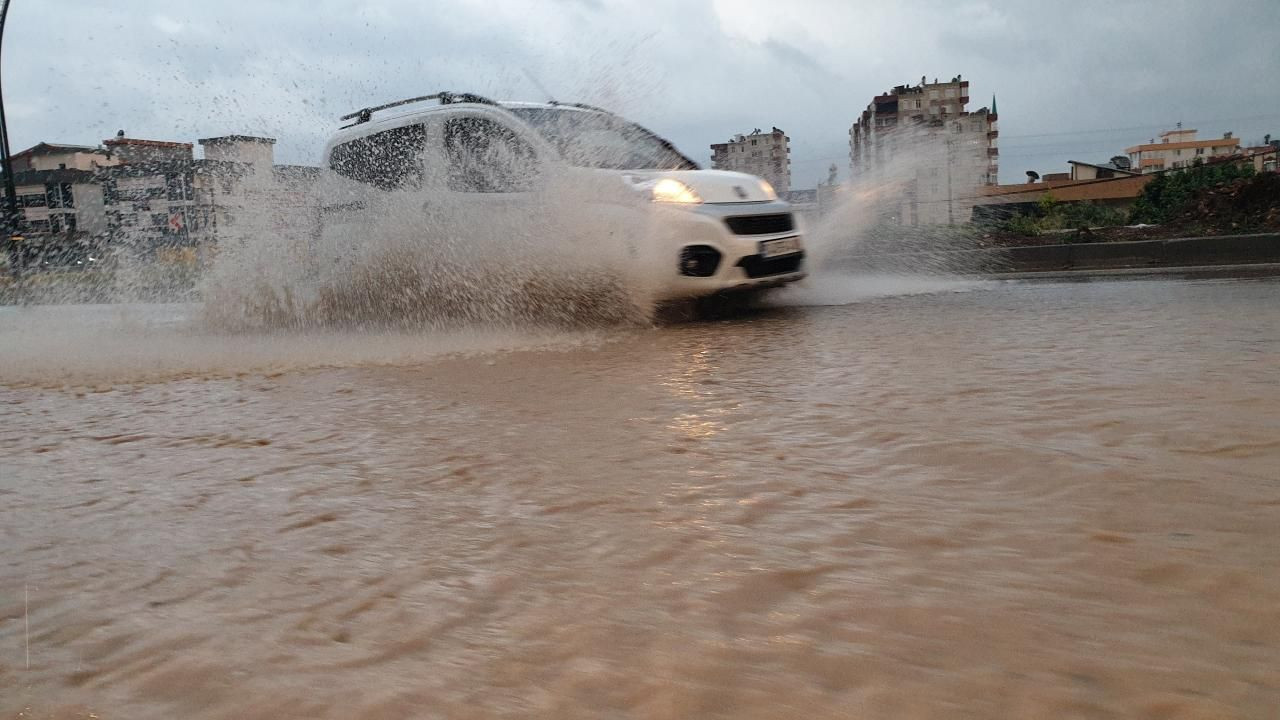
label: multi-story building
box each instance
[6,133,321,269]
[848,76,999,225]
[98,136,201,255]
[710,127,791,193]
[10,142,119,173]
[1125,127,1239,173]
[8,141,118,239]
[96,134,320,261]
[12,168,108,239]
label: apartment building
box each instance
[848,76,999,225]
[12,168,108,238]
[1125,127,1239,173]
[93,134,319,259]
[97,136,200,254]
[710,127,791,193]
[10,142,119,173]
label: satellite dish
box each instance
[1026,170,1040,183]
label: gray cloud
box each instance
[6,0,1279,186]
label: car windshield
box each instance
[507,107,697,171]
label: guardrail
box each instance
[841,233,1280,275]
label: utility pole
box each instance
[0,0,20,281]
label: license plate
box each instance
[760,237,801,259]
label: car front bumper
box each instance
[650,200,808,301]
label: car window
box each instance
[329,123,427,191]
[443,116,538,193]
[507,107,697,170]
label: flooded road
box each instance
[3,275,1279,719]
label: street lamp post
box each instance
[0,0,20,280]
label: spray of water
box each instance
[0,103,1002,386]
[772,124,999,308]
[195,118,677,331]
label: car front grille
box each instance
[724,213,794,235]
[736,252,805,279]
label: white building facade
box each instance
[848,77,999,225]
[710,127,792,193]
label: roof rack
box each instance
[339,92,499,127]
[547,100,613,114]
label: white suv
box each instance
[320,92,806,302]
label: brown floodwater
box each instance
[2,274,1279,719]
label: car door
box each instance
[421,111,550,266]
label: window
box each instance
[751,139,757,146]
[28,218,50,233]
[65,214,77,232]
[166,209,185,235]
[1196,148,1205,155]
[46,184,62,208]
[49,214,63,233]
[166,173,191,201]
[516,107,700,171]
[19,193,45,208]
[443,116,538,193]
[60,183,75,208]
[329,123,429,190]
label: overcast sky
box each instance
[7,0,1279,186]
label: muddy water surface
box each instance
[3,276,1279,719]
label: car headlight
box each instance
[757,178,778,200]
[651,178,702,204]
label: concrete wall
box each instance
[846,234,1280,275]
[988,234,1280,272]
[201,139,276,169]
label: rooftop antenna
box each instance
[521,67,555,104]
